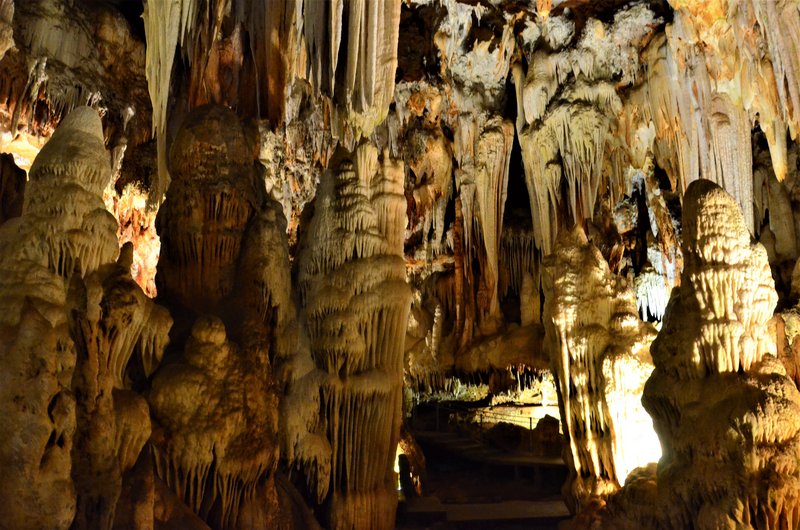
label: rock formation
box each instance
[148,104,325,530]
[0,106,171,530]
[297,143,411,530]
[573,180,800,529]
[543,225,659,511]
[4,1,800,529]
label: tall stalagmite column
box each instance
[578,180,800,529]
[297,143,411,530]
[0,107,172,530]
[543,226,659,511]
[148,105,283,529]
[641,180,800,528]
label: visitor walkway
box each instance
[401,496,570,528]
[414,430,565,481]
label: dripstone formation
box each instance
[5,1,800,530]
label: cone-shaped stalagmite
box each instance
[576,181,800,529]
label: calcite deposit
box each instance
[297,143,411,530]
[0,107,170,530]
[2,1,800,529]
[543,225,659,510]
[571,181,800,529]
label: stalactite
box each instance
[472,118,514,326]
[142,0,198,201]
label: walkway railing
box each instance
[420,401,559,451]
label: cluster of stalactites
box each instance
[543,225,658,510]
[498,227,543,326]
[142,0,402,197]
[513,4,659,254]
[297,142,411,530]
[625,1,800,234]
[305,0,402,142]
[679,0,800,182]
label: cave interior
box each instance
[2,0,800,529]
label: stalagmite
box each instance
[155,105,256,313]
[297,143,411,530]
[149,316,277,529]
[148,104,321,529]
[0,107,171,530]
[9,1,800,529]
[543,225,659,510]
[576,180,800,529]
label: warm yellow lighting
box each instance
[394,444,404,493]
[605,358,663,485]
[0,130,47,171]
[536,0,552,20]
[104,183,161,297]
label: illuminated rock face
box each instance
[0,107,171,530]
[574,181,800,530]
[643,181,800,528]
[543,226,659,511]
[297,143,411,530]
[8,1,800,529]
